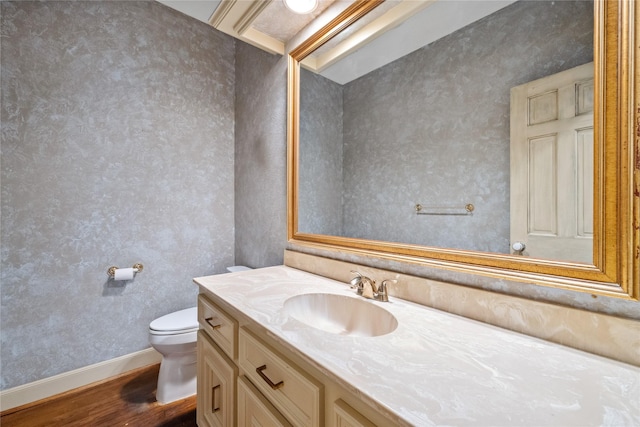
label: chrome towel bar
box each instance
[415,203,474,216]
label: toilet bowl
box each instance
[148,265,252,404]
[149,307,198,404]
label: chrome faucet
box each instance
[349,271,393,302]
[360,276,377,299]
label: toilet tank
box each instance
[227,265,251,273]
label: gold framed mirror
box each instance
[287,0,638,300]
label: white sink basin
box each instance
[283,293,398,337]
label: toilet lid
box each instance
[150,307,198,333]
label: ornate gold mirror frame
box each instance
[287,0,639,300]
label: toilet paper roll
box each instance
[114,267,135,281]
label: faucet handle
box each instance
[349,270,363,295]
[376,279,396,302]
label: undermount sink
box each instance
[283,293,398,337]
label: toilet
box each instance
[148,265,251,404]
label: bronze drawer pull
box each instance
[211,384,220,413]
[205,317,222,329]
[256,365,284,390]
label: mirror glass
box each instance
[297,0,594,264]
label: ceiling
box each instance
[157,0,346,54]
[158,0,515,84]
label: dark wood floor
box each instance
[1,364,197,427]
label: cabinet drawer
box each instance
[238,375,293,427]
[198,294,237,359]
[239,327,323,427]
[197,331,237,427]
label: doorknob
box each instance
[512,242,526,254]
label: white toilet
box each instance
[148,265,251,404]
[149,307,198,404]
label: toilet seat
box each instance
[149,307,198,336]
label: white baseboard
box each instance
[0,348,162,412]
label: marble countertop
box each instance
[194,266,640,426]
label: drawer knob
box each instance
[205,317,222,330]
[256,364,284,390]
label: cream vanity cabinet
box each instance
[196,293,395,427]
[197,294,238,427]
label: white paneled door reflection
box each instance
[510,62,594,263]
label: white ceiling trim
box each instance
[208,0,235,27]
[209,0,286,55]
[206,0,429,65]
[243,27,286,54]
[319,0,517,84]
[233,0,272,35]
[304,0,435,74]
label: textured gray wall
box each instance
[1,1,235,389]
[299,69,344,236]
[300,0,593,253]
[234,42,288,268]
[342,0,593,252]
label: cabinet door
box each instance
[333,399,377,427]
[197,330,237,427]
[238,376,293,427]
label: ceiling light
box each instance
[283,0,318,14]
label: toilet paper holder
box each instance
[107,263,144,278]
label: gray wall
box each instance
[299,69,344,236]
[1,1,235,390]
[343,0,593,252]
[234,42,288,268]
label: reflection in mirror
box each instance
[298,0,594,263]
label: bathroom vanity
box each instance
[194,266,639,427]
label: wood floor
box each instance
[1,364,197,427]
